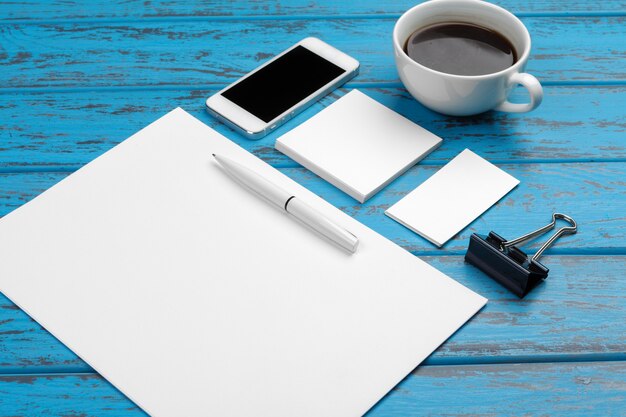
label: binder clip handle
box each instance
[465,213,578,297]
[502,213,577,261]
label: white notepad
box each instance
[0,109,486,417]
[275,89,442,203]
[386,149,519,247]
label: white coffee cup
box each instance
[393,0,543,116]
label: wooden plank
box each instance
[426,255,626,364]
[292,161,626,254]
[1,250,624,371]
[0,373,142,416]
[1,86,625,170]
[1,2,623,416]
[1,163,623,370]
[1,361,624,416]
[0,169,624,368]
[370,361,626,416]
[1,161,625,252]
[1,17,625,89]
[1,0,625,22]
[0,294,83,372]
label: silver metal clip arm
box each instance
[502,213,578,262]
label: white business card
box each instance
[385,149,519,247]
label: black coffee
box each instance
[405,22,517,76]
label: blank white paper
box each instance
[0,109,486,417]
[386,149,519,247]
[276,89,442,203]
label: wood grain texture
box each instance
[293,162,626,253]
[1,86,625,170]
[369,361,626,417]
[1,252,624,370]
[1,162,625,253]
[0,373,142,416]
[1,361,624,417]
[1,17,625,89]
[1,0,625,414]
[1,0,625,21]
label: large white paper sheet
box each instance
[0,109,486,417]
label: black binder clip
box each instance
[465,213,577,297]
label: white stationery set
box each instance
[385,149,520,247]
[276,90,442,203]
[0,109,486,417]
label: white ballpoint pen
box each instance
[213,154,359,253]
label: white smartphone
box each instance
[206,37,360,139]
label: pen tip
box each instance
[211,153,216,158]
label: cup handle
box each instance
[494,72,543,113]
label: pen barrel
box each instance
[285,198,359,253]
[214,154,292,207]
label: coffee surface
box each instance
[405,22,517,76]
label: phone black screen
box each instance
[221,45,346,123]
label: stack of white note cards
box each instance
[385,149,520,247]
[275,89,442,203]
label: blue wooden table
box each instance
[1,1,625,415]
